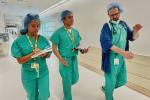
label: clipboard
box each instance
[31,48,52,58]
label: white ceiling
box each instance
[0,0,62,22]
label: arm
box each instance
[124,22,134,41]
[11,39,39,64]
[133,24,142,39]
[17,52,34,64]
[52,43,68,66]
[124,21,142,40]
[52,43,63,61]
[100,23,134,59]
[100,23,113,53]
[110,45,134,59]
[50,30,68,66]
[17,48,41,64]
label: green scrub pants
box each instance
[104,54,127,100]
[59,56,79,100]
[22,73,50,100]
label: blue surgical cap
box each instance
[61,10,73,22]
[20,13,40,35]
[107,2,123,13]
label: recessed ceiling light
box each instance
[39,0,70,15]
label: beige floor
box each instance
[79,47,150,96]
[0,54,150,100]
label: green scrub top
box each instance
[50,26,81,57]
[110,22,127,58]
[11,35,51,80]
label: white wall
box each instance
[40,0,150,56]
[0,12,5,33]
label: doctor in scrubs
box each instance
[50,10,88,100]
[100,2,142,100]
[11,14,51,100]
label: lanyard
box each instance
[26,34,39,78]
[109,22,122,57]
[64,27,75,47]
[26,34,38,50]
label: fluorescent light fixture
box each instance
[39,0,70,15]
[16,0,24,1]
[0,0,7,4]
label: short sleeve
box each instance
[11,39,23,58]
[50,31,60,45]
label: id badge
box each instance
[31,63,39,69]
[114,58,119,65]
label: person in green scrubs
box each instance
[50,10,88,100]
[100,2,142,100]
[11,13,51,100]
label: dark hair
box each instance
[20,13,40,35]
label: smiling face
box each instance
[108,8,120,21]
[28,20,40,35]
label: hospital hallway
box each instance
[1,0,150,100]
[0,53,150,100]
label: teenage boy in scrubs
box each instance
[100,2,142,100]
[50,10,88,100]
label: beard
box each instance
[113,18,119,21]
